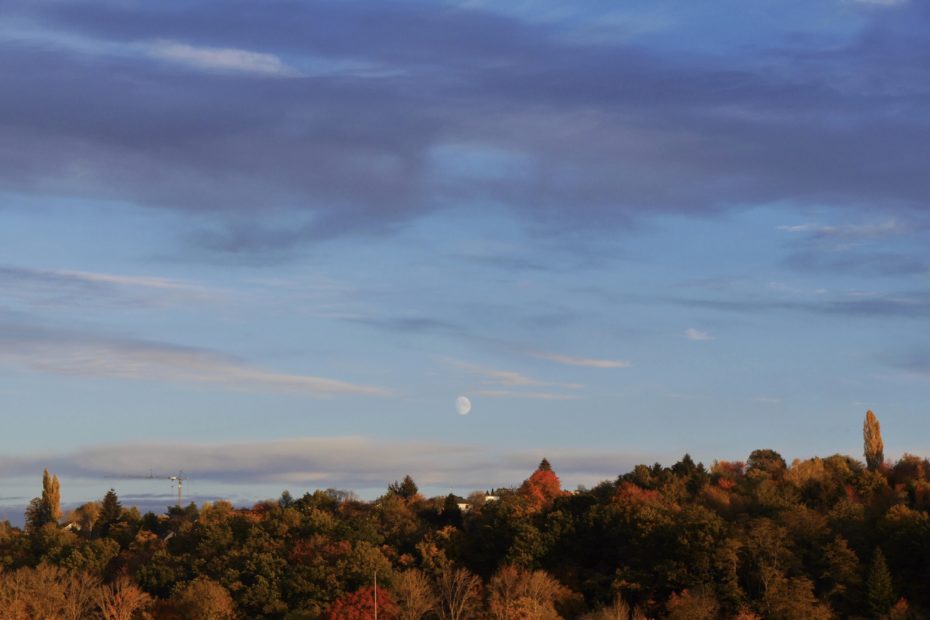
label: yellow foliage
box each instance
[785,458,826,487]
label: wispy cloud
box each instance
[685,328,714,341]
[350,315,463,335]
[783,251,928,276]
[475,390,580,401]
[777,219,925,276]
[0,325,388,397]
[148,40,297,76]
[0,265,216,307]
[664,289,930,319]
[56,270,199,291]
[767,281,828,296]
[442,358,583,389]
[534,352,632,368]
[851,0,907,6]
[776,220,907,239]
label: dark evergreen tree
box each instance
[672,454,697,477]
[867,547,895,617]
[96,489,122,536]
[442,493,463,528]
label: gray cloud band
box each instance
[2,1,929,253]
[0,436,651,490]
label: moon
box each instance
[456,396,472,416]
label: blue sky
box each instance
[2,0,930,512]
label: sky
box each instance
[2,0,930,516]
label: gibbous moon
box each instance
[456,395,472,416]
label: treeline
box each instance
[0,410,926,619]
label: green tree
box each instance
[867,548,895,617]
[95,489,122,537]
[759,569,831,620]
[24,498,46,531]
[747,450,787,479]
[864,410,885,471]
[821,535,861,613]
[389,475,420,500]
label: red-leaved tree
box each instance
[326,586,399,620]
[518,458,565,510]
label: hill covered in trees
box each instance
[0,411,926,619]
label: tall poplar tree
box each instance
[41,468,62,524]
[864,410,885,471]
[26,469,62,530]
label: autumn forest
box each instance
[0,411,925,619]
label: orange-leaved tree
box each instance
[518,459,565,510]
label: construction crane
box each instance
[167,472,187,507]
[105,470,188,506]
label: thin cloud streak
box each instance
[685,328,714,341]
[535,351,632,368]
[0,265,203,291]
[777,220,907,239]
[662,289,930,319]
[148,40,297,76]
[0,264,218,306]
[853,0,907,6]
[442,357,583,389]
[56,269,203,291]
[475,390,580,401]
[0,325,389,397]
[784,250,929,277]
